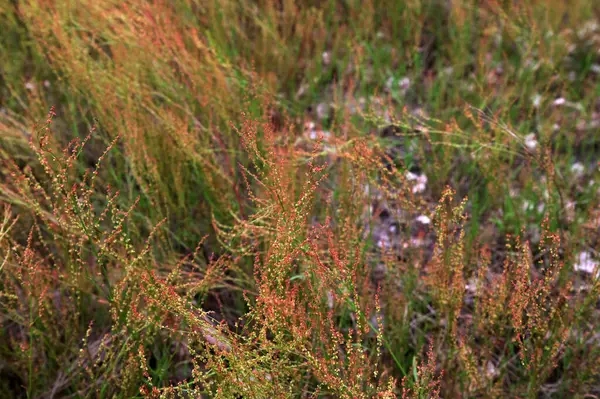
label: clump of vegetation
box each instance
[1,0,599,397]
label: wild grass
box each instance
[1,0,599,397]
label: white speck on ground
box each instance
[316,103,329,120]
[406,172,428,194]
[574,251,599,277]
[571,162,585,176]
[399,77,411,90]
[416,215,431,224]
[524,133,538,151]
[553,97,566,106]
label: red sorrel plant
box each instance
[508,222,572,396]
[0,109,199,397]
[401,340,442,399]
[427,187,467,344]
[422,187,596,397]
[211,108,402,397]
[0,104,407,397]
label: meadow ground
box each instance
[1,1,600,398]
